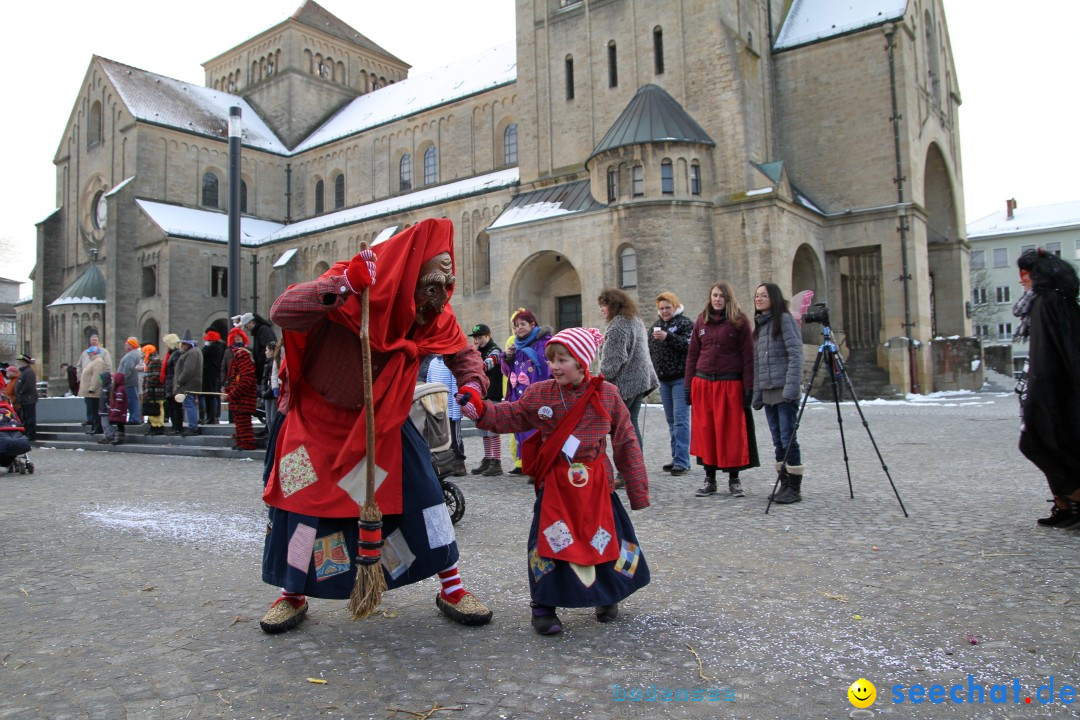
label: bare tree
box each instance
[968,266,997,328]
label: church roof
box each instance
[489,181,604,230]
[295,43,516,152]
[967,200,1080,239]
[774,0,908,50]
[97,57,289,154]
[136,201,286,245]
[49,264,106,307]
[588,84,714,163]
[291,1,405,66]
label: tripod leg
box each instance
[830,353,909,517]
[826,347,855,499]
[766,346,823,514]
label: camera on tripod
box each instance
[802,302,830,326]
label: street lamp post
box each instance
[227,106,242,320]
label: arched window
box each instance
[141,266,157,297]
[608,41,618,88]
[88,101,103,146]
[424,146,438,185]
[314,180,324,214]
[653,27,665,75]
[399,154,412,192]
[503,124,518,166]
[661,160,674,195]
[202,172,219,208]
[690,163,702,196]
[474,232,491,290]
[607,168,617,203]
[619,247,637,288]
[334,173,345,209]
[240,180,248,213]
[632,165,644,197]
[565,55,575,100]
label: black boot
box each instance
[695,478,717,497]
[1037,498,1080,528]
[774,465,804,504]
[768,462,790,500]
[470,458,491,475]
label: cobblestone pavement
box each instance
[2,390,1079,720]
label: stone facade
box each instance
[27,0,967,394]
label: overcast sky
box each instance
[3,0,1076,291]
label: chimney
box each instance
[1006,198,1017,220]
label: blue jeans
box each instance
[764,400,801,466]
[125,385,141,424]
[658,378,690,469]
[183,395,200,430]
[626,392,646,448]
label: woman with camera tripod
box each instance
[752,284,805,504]
[685,281,759,497]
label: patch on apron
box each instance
[313,531,350,581]
[423,504,455,549]
[287,523,317,571]
[381,528,415,580]
[614,541,640,578]
[528,548,554,581]
[543,520,574,554]
[278,444,318,497]
[570,562,596,588]
[590,526,612,555]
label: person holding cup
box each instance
[647,291,695,476]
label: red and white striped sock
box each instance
[279,590,306,609]
[437,564,465,602]
[482,435,501,460]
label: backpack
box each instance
[411,381,456,478]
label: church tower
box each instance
[202,0,410,149]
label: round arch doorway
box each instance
[510,251,582,332]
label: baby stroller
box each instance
[411,381,465,524]
[0,399,33,475]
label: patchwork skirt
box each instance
[262,421,459,598]
[527,490,650,608]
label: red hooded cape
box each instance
[264,218,466,517]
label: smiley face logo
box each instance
[847,678,877,708]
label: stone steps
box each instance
[34,423,266,460]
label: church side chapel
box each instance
[22,0,969,395]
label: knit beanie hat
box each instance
[126,337,140,349]
[228,327,249,347]
[181,329,196,347]
[511,307,537,326]
[547,327,603,376]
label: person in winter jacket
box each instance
[106,371,129,445]
[79,348,107,434]
[468,323,505,476]
[598,289,659,451]
[174,330,203,436]
[685,281,759,498]
[501,308,553,476]
[141,345,166,435]
[201,330,225,425]
[161,333,183,434]
[260,341,280,431]
[116,338,144,426]
[752,283,806,504]
[647,291,695,476]
[14,355,38,442]
[225,328,257,450]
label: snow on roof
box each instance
[105,176,136,197]
[273,248,298,268]
[775,0,907,50]
[967,200,1080,239]
[48,295,105,307]
[261,168,519,243]
[136,200,286,244]
[98,57,289,154]
[294,43,517,152]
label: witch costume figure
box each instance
[1012,247,1080,528]
[460,327,650,635]
[260,218,493,633]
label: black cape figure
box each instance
[1013,247,1080,528]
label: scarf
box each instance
[1012,289,1036,340]
[513,325,542,367]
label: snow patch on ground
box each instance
[81,503,263,552]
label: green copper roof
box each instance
[589,84,715,163]
[49,264,106,306]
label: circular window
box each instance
[92,191,108,230]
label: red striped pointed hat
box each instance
[548,327,604,376]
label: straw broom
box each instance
[348,242,387,619]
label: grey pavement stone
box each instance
[2,391,1079,719]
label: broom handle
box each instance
[359,241,376,510]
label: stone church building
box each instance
[21,0,968,393]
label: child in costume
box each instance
[460,327,650,635]
[225,328,257,450]
[500,308,552,476]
